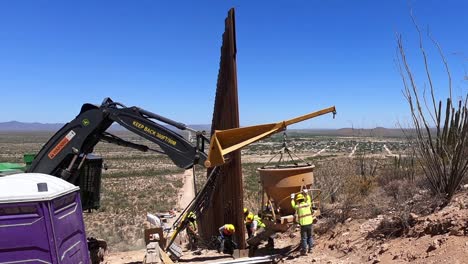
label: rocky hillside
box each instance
[281,188,468,263]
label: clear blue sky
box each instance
[0,1,466,129]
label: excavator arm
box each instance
[27,98,208,182]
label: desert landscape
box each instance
[1,129,467,263]
[1,2,467,264]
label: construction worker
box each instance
[186,212,198,250]
[218,224,236,254]
[245,213,265,237]
[256,213,275,249]
[245,213,274,249]
[291,189,314,255]
[244,207,252,238]
[243,207,250,217]
[245,212,255,238]
[243,207,249,224]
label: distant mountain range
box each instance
[0,121,65,131]
[291,127,412,137]
[0,121,411,137]
[0,121,210,133]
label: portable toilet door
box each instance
[0,173,90,264]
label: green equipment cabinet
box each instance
[0,163,24,176]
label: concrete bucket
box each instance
[258,164,314,215]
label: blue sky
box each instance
[0,1,466,129]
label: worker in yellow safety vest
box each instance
[291,189,314,255]
[245,212,265,238]
[186,212,198,250]
[245,213,274,249]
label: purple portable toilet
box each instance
[0,173,90,263]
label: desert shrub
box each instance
[345,175,375,197]
[314,157,384,224]
[329,175,375,222]
[242,162,263,213]
[383,179,416,202]
[378,154,417,187]
[368,213,416,238]
[361,187,389,218]
[314,216,340,235]
[103,168,181,178]
[314,158,353,204]
[354,151,380,178]
[172,178,184,189]
[397,21,468,202]
[368,179,441,238]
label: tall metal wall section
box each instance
[199,8,246,249]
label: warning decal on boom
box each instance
[48,130,76,159]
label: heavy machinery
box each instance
[25,97,336,211]
[3,97,335,263]
[21,97,215,263]
[26,97,210,211]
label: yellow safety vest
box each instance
[291,194,314,226]
[188,221,198,235]
[254,215,266,228]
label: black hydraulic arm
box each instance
[104,103,207,169]
[27,103,113,179]
[99,132,152,153]
[27,98,208,181]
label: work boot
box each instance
[300,249,307,256]
[308,248,312,253]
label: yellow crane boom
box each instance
[204,106,336,167]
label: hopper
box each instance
[258,164,314,215]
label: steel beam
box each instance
[199,8,246,249]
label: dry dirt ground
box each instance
[104,169,196,263]
[105,189,468,264]
[280,190,468,264]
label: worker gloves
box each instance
[291,189,309,199]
